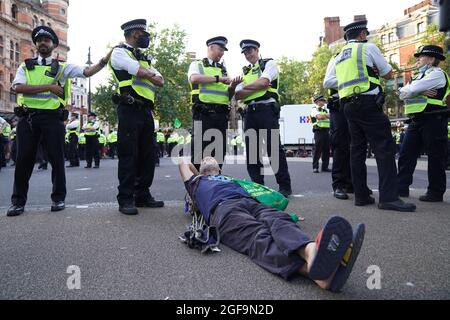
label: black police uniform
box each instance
[190,37,230,170]
[239,40,292,194]
[110,20,161,210]
[328,90,353,192]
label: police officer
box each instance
[188,36,241,170]
[156,129,165,158]
[66,113,80,167]
[235,40,292,197]
[447,120,450,171]
[9,121,17,167]
[310,95,331,174]
[0,117,10,169]
[78,131,86,161]
[324,68,354,200]
[83,112,100,168]
[397,45,449,202]
[110,19,164,215]
[107,129,118,159]
[7,26,110,217]
[324,20,415,212]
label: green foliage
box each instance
[278,57,312,105]
[307,44,334,97]
[91,78,117,127]
[420,24,450,74]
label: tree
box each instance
[307,44,334,97]
[420,24,450,74]
[278,57,312,105]
[91,23,192,129]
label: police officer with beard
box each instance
[7,26,110,217]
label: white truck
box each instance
[279,104,316,154]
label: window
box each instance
[0,85,3,101]
[417,22,425,34]
[10,90,16,102]
[47,22,51,27]
[60,8,66,16]
[0,71,3,81]
[10,40,14,60]
[33,16,39,28]
[390,53,399,65]
[0,1,3,14]
[15,43,19,62]
[389,33,395,43]
[381,35,387,44]
[10,73,14,84]
[11,4,18,20]
[0,35,3,57]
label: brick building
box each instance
[0,0,69,114]
[321,0,440,118]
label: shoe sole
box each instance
[309,216,354,281]
[378,204,416,212]
[329,224,366,293]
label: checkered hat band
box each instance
[35,29,53,39]
[421,50,442,55]
[346,25,367,31]
[124,24,146,31]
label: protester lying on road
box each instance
[178,157,366,292]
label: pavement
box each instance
[0,157,449,300]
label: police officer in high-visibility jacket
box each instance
[188,36,241,170]
[324,20,415,212]
[398,45,449,202]
[107,130,118,159]
[310,95,331,174]
[66,113,80,168]
[7,26,110,217]
[110,19,164,215]
[0,116,9,171]
[235,40,292,197]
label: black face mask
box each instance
[137,34,150,49]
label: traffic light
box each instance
[439,0,450,32]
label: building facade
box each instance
[0,0,69,114]
[321,0,441,119]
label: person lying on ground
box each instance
[178,157,366,292]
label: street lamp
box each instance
[86,47,93,114]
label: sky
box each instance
[66,0,423,91]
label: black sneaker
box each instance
[279,188,293,198]
[119,204,139,215]
[378,199,416,212]
[51,201,66,212]
[334,189,349,200]
[419,194,443,203]
[355,196,376,207]
[135,196,165,208]
[7,205,25,217]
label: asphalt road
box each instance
[0,157,449,300]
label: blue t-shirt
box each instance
[185,175,251,223]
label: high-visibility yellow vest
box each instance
[108,132,118,143]
[190,59,229,105]
[404,69,450,115]
[78,133,86,145]
[185,134,192,144]
[2,124,11,137]
[156,132,165,143]
[98,134,106,145]
[67,122,80,136]
[10,128,16,141]
[109,47,157,103]
[84,122,98,136]
[17,61,71,110]
[335,42,381,99]
[241,59,280,103]
[311,108,330,129]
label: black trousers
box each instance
[211,198,311,280]
[117,104,156,206]
[85,135,100,167]
[191,106,228,170]
[0,136,5,170]
[330,109,352,191]
[312,129,330,171]
[36,138,48,165]
[108,142,117,159]
[447,138,450,169]
[12,112,66,206]
[343,95,399,203]
[398,114,448,197]
[10,140,17,164]
[79,144,86,160]
[68,133,79,166]
[244,105,291,190]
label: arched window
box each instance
[0,1,3,14]
[10,73,14,84]
[11,4,18,20]
[40,19,45,26]
[33,16,39,28]
[47,22,51,27]
[15,42,19,61]
[0,35,4,57]
[0,71,4,81]
[10,40,14,60]
[0,85,3,101]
